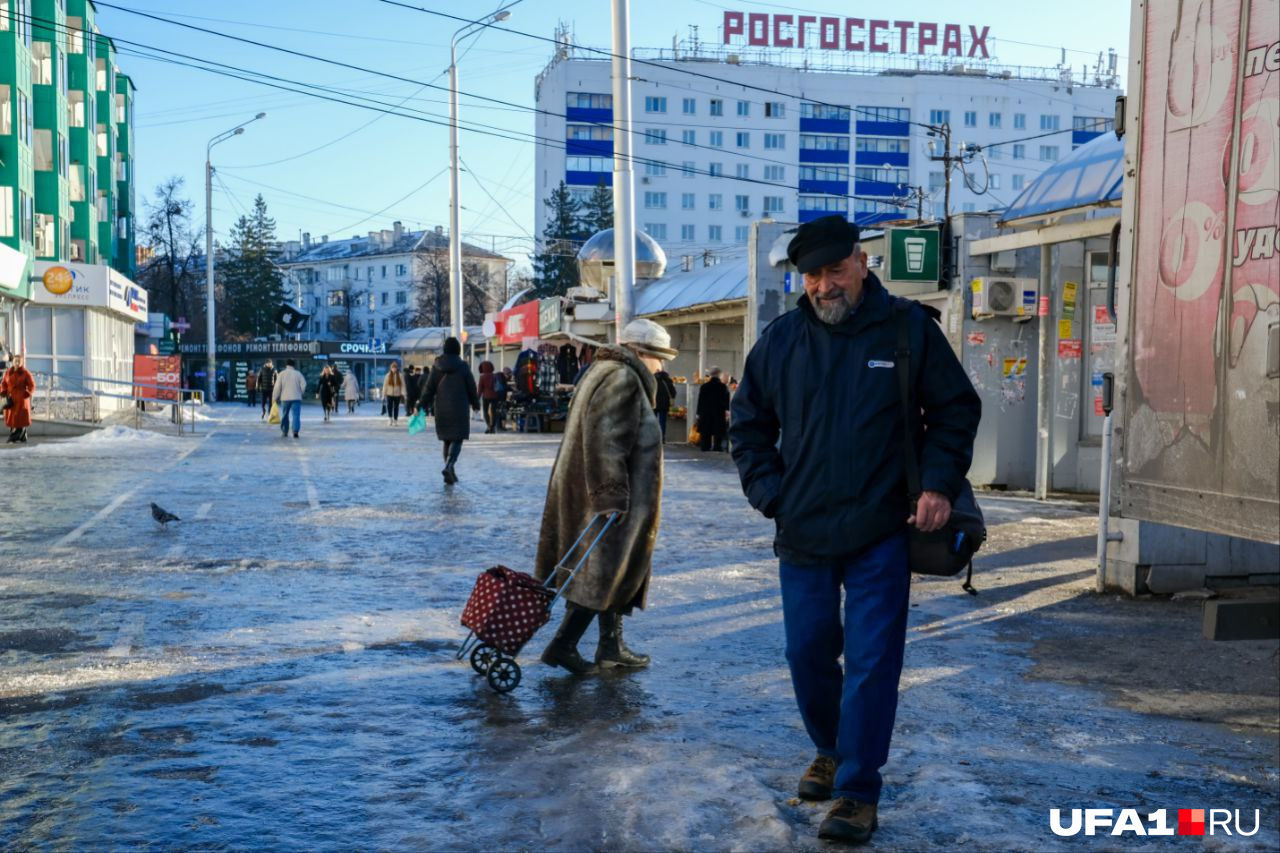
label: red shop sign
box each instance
[499,301,540,345]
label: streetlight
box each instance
[205,112,266,403]
[449,6,513,339]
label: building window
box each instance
[681,129,695,146]
[396,291,407,304]
[644,128,667,145]
[709,99,723,117]
[736,131,749,148]
[799,195,848,213]
[643,191,667,209]
[396,316,408,330]
[33,129,52,171]
[799,134,849,151]
[709,130,723,147]
[963,110,977,128]
[0,187,12,237]
[643,223,667,241]
[67,90,85,128]
[708,225,723,242]
[95,57,106,91]
[369,292,377,310]
[855,137,909,154]
[763,133,785,150]
[989,174,1001,190]
[1012,144,1026,159]
[32,40,51,85]
[682,97,695,115]
[988,146,1002,160]
[735,164,749,179]
[0,85,9,135]
[66,15,84,53]
[681,192,695,210]
[1039,145,1060,161]
[367,319,375,336]
[1040,114,1060,131]
[801,103,851,120]
[327,290,347,307]
[1014,113,1026,130]
[19,190,31,244]
[95,124,107,156]
[736,100,749,117]
[0,3,8,32]
[929,171,945,191]
[855,166,908,185]
[763,196,784,213]
[643,160,667,177]
[735,194,750,212]
[34,212,54,257]
[395,264,406,276]
[929,109,950,125]
[1012,174,1024,190]
[565,156,611,172]
[765,101,785,118]
[644,96,666,113]
[988,112,1001,129]
[735,225,750,242]
[708,162,723,177]
[69,162,85,202]
[764,165,785,183]
[799,165,848,182]
[708,194,723,210]
[566,92,611,110]
[18,91,30,145]
[566,124,610,140]
[381,291,389,303]
[382,318,390,331]
[680,224,695,241]
[682,161,695,177]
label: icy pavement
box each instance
[1,404,1276,850]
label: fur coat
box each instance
[1,366,35,429]
[534,345,663,614]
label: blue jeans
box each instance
[280,400,302,435]
[778,533,910,805]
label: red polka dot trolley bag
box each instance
[457,512,618,693]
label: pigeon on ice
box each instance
[150,502,181,526]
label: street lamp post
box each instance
[449,6,512,340]
[205,112,266,403]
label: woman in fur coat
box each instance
[535,319,678,675]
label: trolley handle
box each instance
[546,511,619,592]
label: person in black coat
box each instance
[653,367,678,442]
[258,360,276,419]
[420,337,480,485]
[728,215,980,846]
[694,367,731,451]
[404,366,422,417]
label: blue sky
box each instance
[93,1,1132,271]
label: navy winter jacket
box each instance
[729,272,981,565]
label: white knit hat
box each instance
[619,318,678,360]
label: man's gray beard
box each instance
[814,295,854,324]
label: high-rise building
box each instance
[533,31,1118,257]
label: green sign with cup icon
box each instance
[887,227,940,283]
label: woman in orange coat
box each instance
[1,354,35,443]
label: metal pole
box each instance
[1035,245,1053,499]
[448,45,463,340]
[1096,373,1119,591]
[205,156,215,404]
[611,0,636,330]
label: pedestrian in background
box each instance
[729,215,980,845]
[653,365,677,443]
[535,319,677,675]
[419,337,479,484]
[382,361,406,424]
[477,360,501,434]
[271,358,308,439]
[319,364,340,422]
[1,354,36,444]
[342,370,361,414]
[258,360,276,420]
[246,368,258,407]
[695,367,731,452]
[404,365,422,418]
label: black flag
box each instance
[275,303,309,332]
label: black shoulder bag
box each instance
[894,304,985,595]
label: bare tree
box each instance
[138,177,202,326]
[412,250,495,328]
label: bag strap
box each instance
[893,303,922,499]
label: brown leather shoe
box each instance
[797,754,836,801]
[818,798,878,844]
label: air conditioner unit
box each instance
[640,176,651,184]
[739,209,752,217]
[972,276,1038,319]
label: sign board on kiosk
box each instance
[499,301,540,345]
[885,227,940,284]
[133,355,181,402]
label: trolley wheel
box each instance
[486,657,522,693]
[470,644,496,675]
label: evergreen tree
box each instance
[222,195,285,338]
[531,181,582,298]
[578,179,613,236]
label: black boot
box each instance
[17,428,27,443]
[595,611,650,668]
[541,604,598,675]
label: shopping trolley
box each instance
[456,511,618,693]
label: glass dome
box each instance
[576,228,667,289]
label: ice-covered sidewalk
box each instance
[0,404,1275,850]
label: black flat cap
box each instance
[786,215,861,274]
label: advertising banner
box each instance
[500,301,540,345]
[133,354,181,402]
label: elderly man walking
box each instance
[730,215,980,845]
[271,358,307,439]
